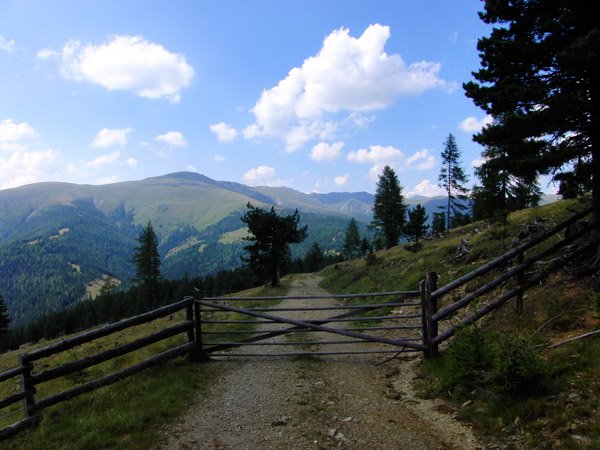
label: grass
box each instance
[0,281,293,449]
[320,197,599,448]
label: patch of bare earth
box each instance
[158,274,480,450]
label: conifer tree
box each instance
[134,222,161,309]
[404,204,429,247]
[343,218,361,260]
[372,166,406,250]
[0,292,10,336]
[438,133,469,232]
[431,211,446,235]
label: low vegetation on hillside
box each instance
[321,198,599,448]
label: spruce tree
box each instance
[372,166,406,250]
[432,211,446,235]
[0,292,10,336]
[134,222,161,309]
[405,204,429,247]
[343,218,361,260]
[438,133,469,232]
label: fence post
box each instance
[516,251,525,314]
[425,272,439,358]
[19,356,36,419]
[186,301,196,361]
[193,291,208,361]
[420,279,431,357]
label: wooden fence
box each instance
[0,205,597,440]
[421,205,599,357]
[0,297,200,440]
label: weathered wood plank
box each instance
[22,297,193,363]
[0,415,39,442]
[0,365,28,383]
[0,391,26,409]
[30,321,193,385]
[32,342,195,413]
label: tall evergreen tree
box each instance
[343,218,361,260]
[134,222,161,309]
[372,166,406,250]
[438,133,469,231]
[431,211,446,235]
[0,292,10,336]
[404,204,429,247]
[464,0,600,233]
[304,242,325,272]
[241,204,307,287]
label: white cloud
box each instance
[127,158,139,168]
[334,173,350,187]
[245,24,448,149]
[44,35,194,102]
[68,151,121,177]
[408,179,446,197]
[0,149,61,190]
[348,145,436,180]
[459,114,493,133]
[213,154,225,162]
[186,164,199,172]
[0,35,15,53]
[310,141,344,162]
[155,131,187,148]
[96,175,119,184]
[91,127,131,148]
[471,157,486,168]
[209,122,237,142]
[242,165,289,187]
[0,119,37,146]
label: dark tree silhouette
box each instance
[134,222,161,309]
[0,292,10,336]
[241,204,307,287]
[438,133,469,231]
[405,204,429,247]
[343,218,361,260]
[372,166,406,250]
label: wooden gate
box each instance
[194,290,427,358]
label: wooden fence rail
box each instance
[0,297,196,441]
[0,205,596,441]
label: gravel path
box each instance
[158,274,480,449]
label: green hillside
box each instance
[320,198,600,447]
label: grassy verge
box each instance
[1,280,293,449]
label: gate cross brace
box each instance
[196,300,426,352]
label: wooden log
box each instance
[549,330,600,349]
[32,342,195,413]
[209,348,421,358]
[433,222,600,322]
[0,365,28,383]
[233,302,421,312]
[19,356,34,419]
[201,314,421,325]
[431,206,596,299]
[204,290,421,302]
[0,390,26,410]
[30,321,193,385]
[0,415,39,442]
[22,297,194,363]
[426,272,439,357]
[197,300,426,351]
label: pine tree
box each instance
[438,133,469,232]
[304,242,325,272]
[241,204,307,287]
[134,222,161,309]
[0,292,10,336]
[372,166,406,250]
[404,204,429,247]
[431,211,446,235]
[464,0,600,233]
[343,218,361,260]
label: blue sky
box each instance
[0,0,528,196]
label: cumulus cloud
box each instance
[310,141,344,162]
[348,145,436,180]
[244,24,448,150]
[213,154,225,162]
[0,119,37,150]
[471,157,487,168]
[459,114,493,133]
[209,122,237,142]
[68,151,121,177]
[127,158,139,168]
[91,127,131,148]
[155,131,187,148]
[334,173,350,187]
[408,179,446,197]
[0,35,15,53]
[96,175,119,185]
[242,165,289,187]
[41,35,194,102]
[0,149,61,190]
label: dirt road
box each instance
[158,274,479,449]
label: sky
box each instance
[0,0,541,196]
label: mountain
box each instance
[0,172,377,328]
